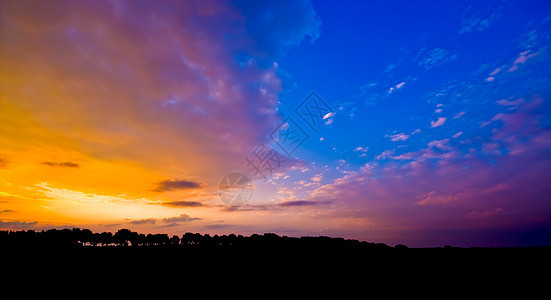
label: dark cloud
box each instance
[98,223,122,227]
[0,219,37,229]
[129,218,157,225]
[0,210,14,214]
[162,214,201,224]
[43,161,80,168]
[161,201,204,207]
[126,214,200,227]
[154,179,203,192]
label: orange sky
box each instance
[0,0,340,239]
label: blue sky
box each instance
[277,0,551,171]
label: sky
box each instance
[1,0,551,247]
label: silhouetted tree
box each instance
[99,232,113,246]
[114,229,136,246]
[0,228,400,251]
[169,235,180,246]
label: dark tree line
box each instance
[0,228,401,250]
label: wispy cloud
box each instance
[508,50,539,72]
[516,15,551,50]
[496,98,524,110]
[375,149,395,160]
[459,6,499,34]
[417,48,457,70]
[454,112,465,119]
[489,67,502,76]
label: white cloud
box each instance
[354,146,369,152]
[430,117,447,127]
[428,139,452,151]
[388,81,406,94]
[387,133,410,142]
[323,111,335,125]
[311,173,323,182]
[452,132,463,138]
[323,112,335,119]
[411,129,421,134]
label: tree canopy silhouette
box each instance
[0,228,395,251]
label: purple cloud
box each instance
[304,96,551,246]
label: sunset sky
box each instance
[1,0,551,247]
